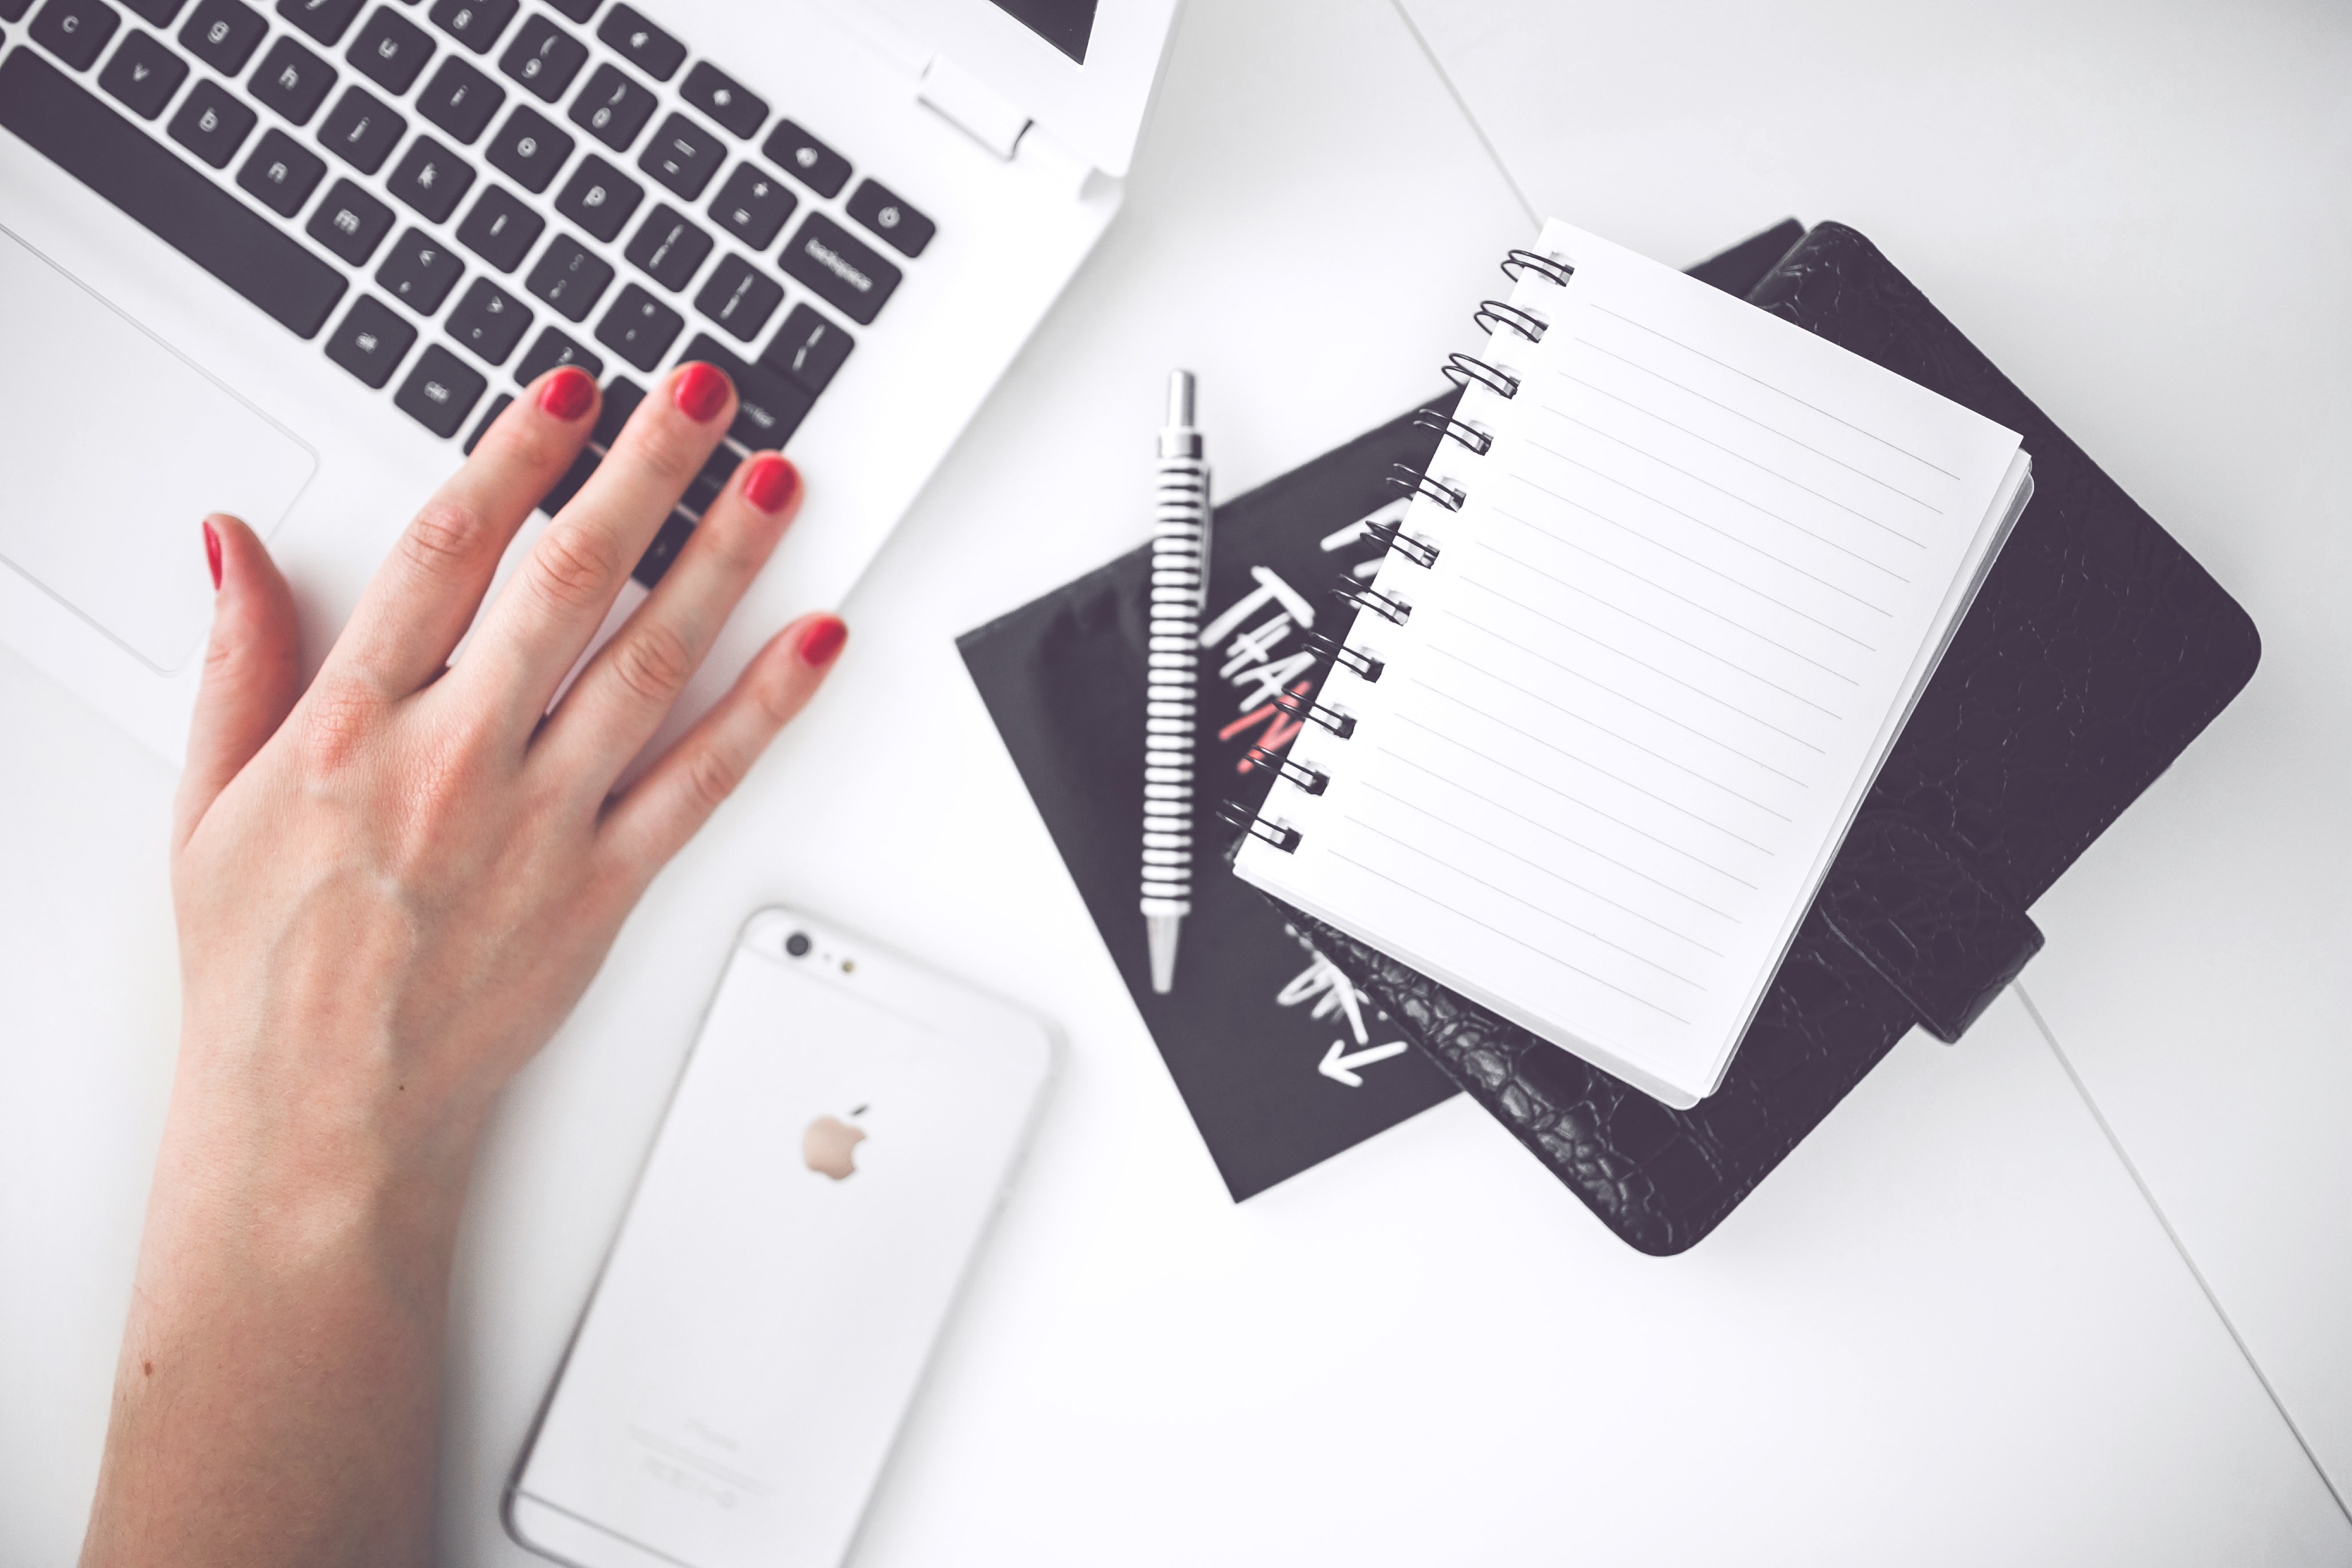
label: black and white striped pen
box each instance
[1142,370,1210,994]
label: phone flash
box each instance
[841,959,856,974]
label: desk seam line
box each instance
[2014,982,2351,1525]
[1385,0,1539,232]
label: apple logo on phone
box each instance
[802,1109,867,1181]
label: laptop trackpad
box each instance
[0,227,316,673]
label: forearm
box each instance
[81,1060,480,1568]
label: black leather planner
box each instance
[1268,222,2261,1254]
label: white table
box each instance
[3,0,2347,1562]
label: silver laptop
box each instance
[0,0,1180,758]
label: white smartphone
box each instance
[505,907,1056,1568]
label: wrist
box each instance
[159,1015,487,1264]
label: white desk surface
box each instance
[2,0,2347,1562]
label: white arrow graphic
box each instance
[1319,1038,1409,1087]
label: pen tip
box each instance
[1147,913,1183,994]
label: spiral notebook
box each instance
[1233,221,2035,1108]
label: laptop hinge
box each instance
[917,53,1031,160]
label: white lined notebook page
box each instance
[1236,221,2029,1106]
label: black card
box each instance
[960,407,1461,1199]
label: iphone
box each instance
[507,907,1055,1568]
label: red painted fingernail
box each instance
[672,362,731,423]
[743,454,798,513]
[202,520,222,591]
[797,615,847,668]
[539,364,596,421]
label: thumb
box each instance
[174,514,300,852]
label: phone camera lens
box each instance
[785,932,813,958]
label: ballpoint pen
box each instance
[1141,370,1210,995]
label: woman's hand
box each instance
[81,362,845,1568]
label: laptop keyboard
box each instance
[0,0,928,586]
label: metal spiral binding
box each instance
[1218,798,1301,853]
[1304,629,1385,683]
[1502,249,1574,287]
[1276,688,1357,739]
[1383,464,1465,511]
[1335,580,1412,625]
[1410,407,1492,456]
[1245,747,1330,795]
[1442,352,1520,399]
[1363,518,1439,569]
[1475,299,1548,342]
[1226,242,1574,864]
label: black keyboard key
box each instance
[317,83,401,170]
[447,275,528,362]
[386,134,473,221]
[760,118,845,197]
[249,34,335,123]
[324,292,417,386]
[515,323,599,382]
[636,112,721,199]
[425,0,509,52]
[594,3,676,79]
[631,509,692,586]
[567,61,653,151]
[538,0,589,19]
[177,0,260,71]
[706,160,793,250]
[778,212,897,326]
[678,60,762,138]
[464,390,512,452]
[417,54,501,142]
[523,232,610,319]
[590,374,642,445]
[692,252,778,342]
[166,77,255,166]
[33,0,119,69]
[346,4,429,92]
[496,10,578,100]
[275,0,359,45]
[0,49,346,336]
[681,444,736,513]
[759,303,849,394]
[118,0,185,27]
[235,127,325,214]
[376,225,462,312]
[845,177,932,258]
[305,175,394,261]
[679,332,809,449]
[593,282,680,371]
[395,342,487,436]
[484,103,569,190]
[621,203,708,291]
[552,154,638,241]
[454,183,540,269]
[97,29,186,116]
[0,0,28,18]
[538,445,599,513]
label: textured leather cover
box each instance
[1264,222,2262,1254]
[1817,813,2043,1042]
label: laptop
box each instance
[0,0,1181,759]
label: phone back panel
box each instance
[511,920,1052,1568]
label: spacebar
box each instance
[0,49,347,340]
